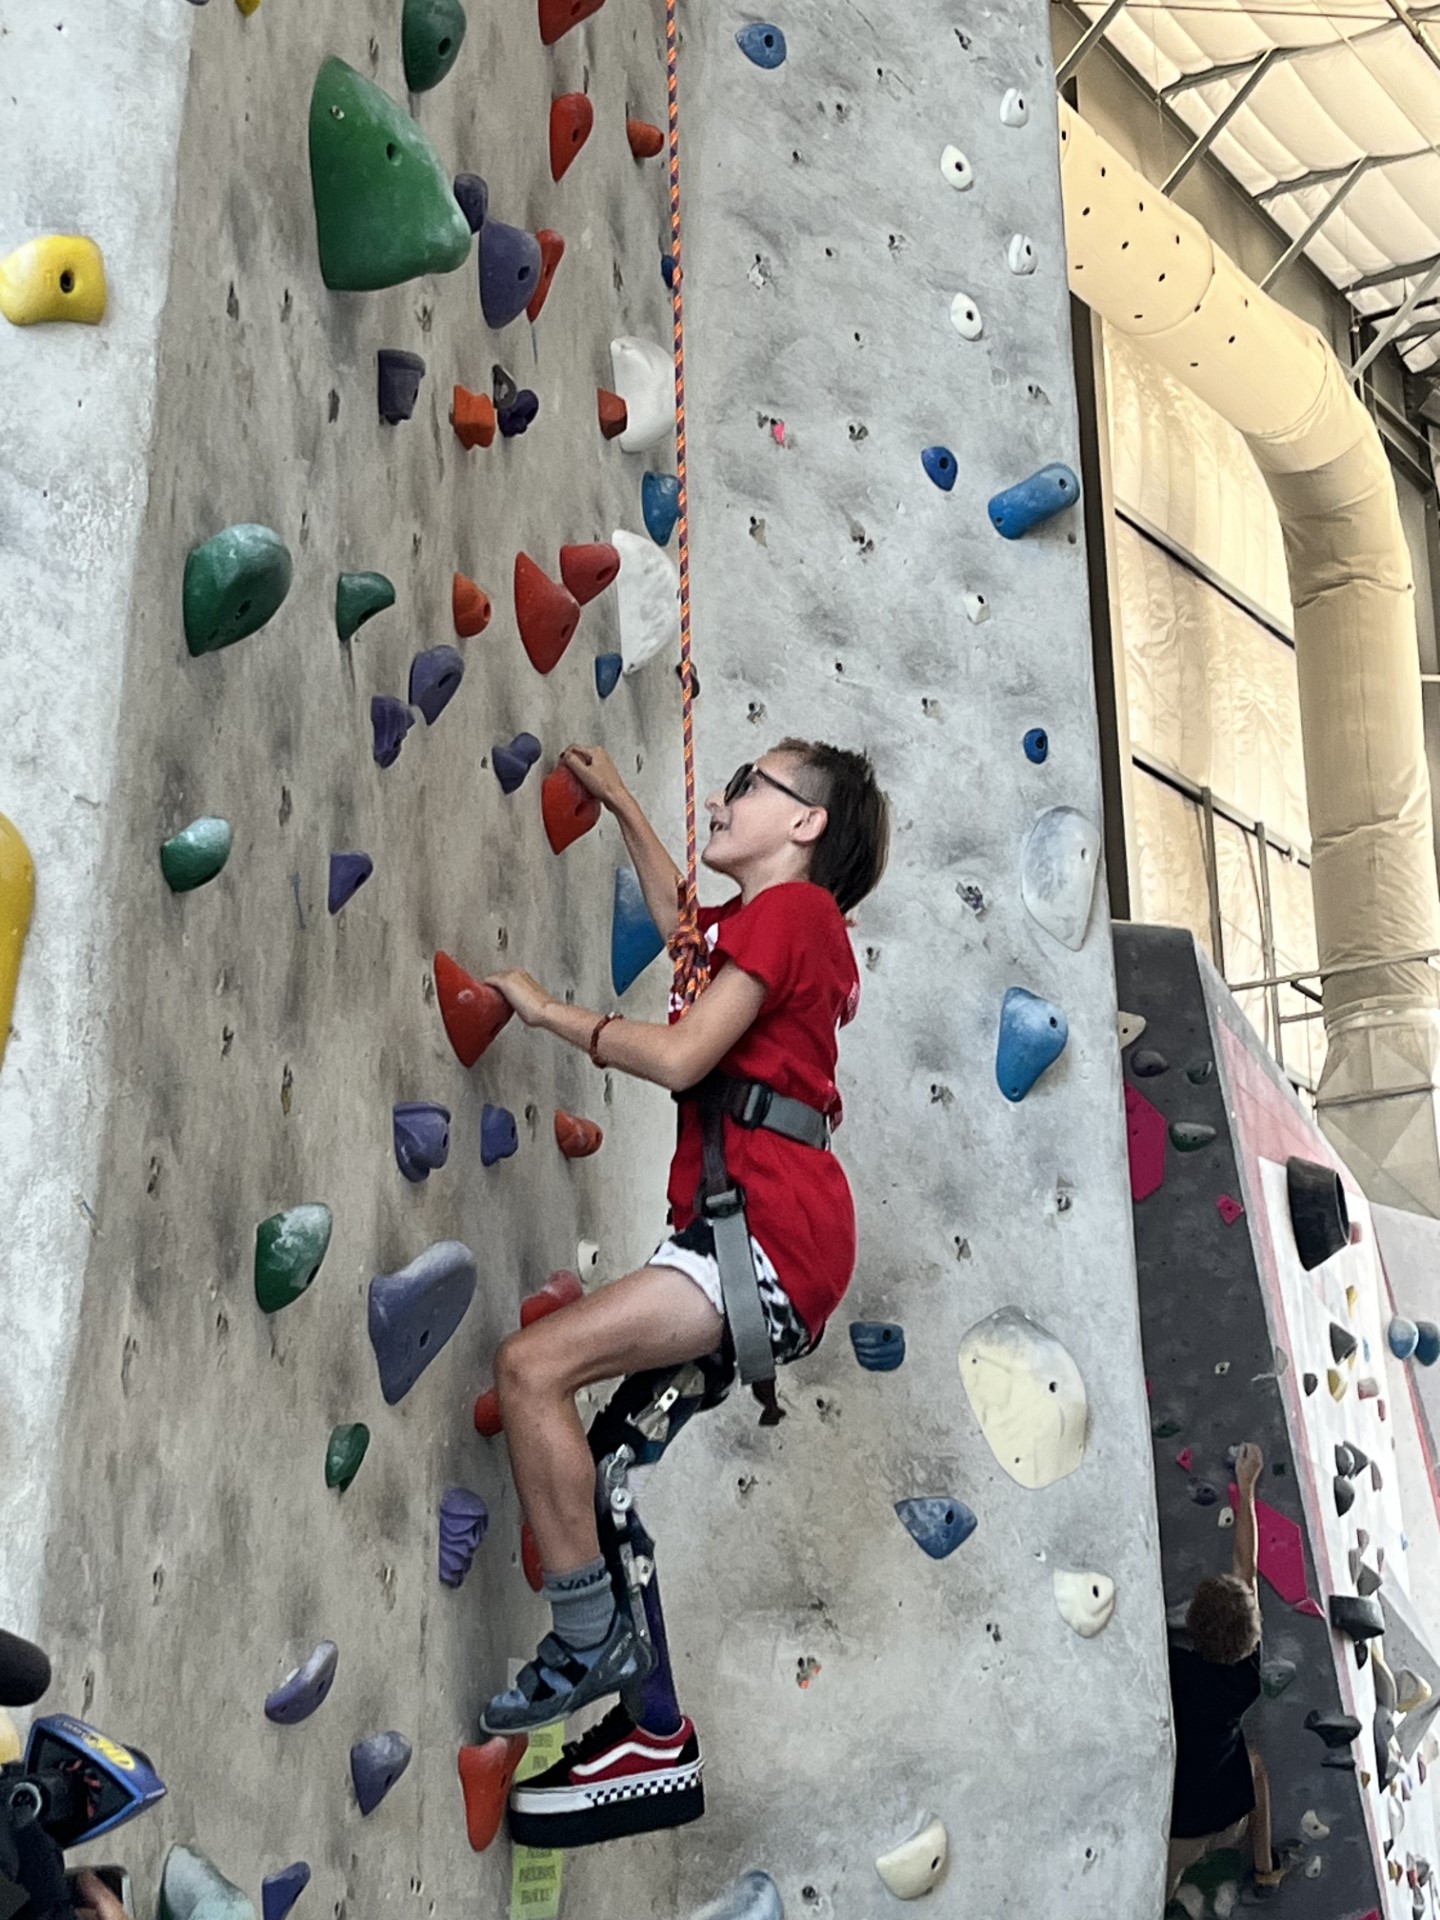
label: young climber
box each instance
[1166,1441,1299,1906]
[477,740,889,1760]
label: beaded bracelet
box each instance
[589,1011,622,1067]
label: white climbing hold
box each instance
[1304,1855,1323,1880]
[1217,1507,1234,1528]
[577,1239,601,1275]
[1397,1667,1433,1713]
[875,1815,948,1900]
[1053,1569,1115,1638]
[963,592,990,625]
[939,144,973,191]
[958,1305,1088,1489]
[1117,1010,1146,1048]
[609,336,674,454]
[1020,806,1100,952]
[1007,234,1037,276]
[949,292,983,340]
[1000,87,1030,127]
[1388,1796,1406,1839]
[688,1872,783,1920]
[1301,1810,1329,1840]
[611,529,679,674]
[1172,1887,1204,1920]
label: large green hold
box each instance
[402,0,467,92]
[160,817,232,893]
[183,524,293,656]
[326,1421,371,1491]
[255,1204,333,1313]
[158,1846,256,1920]
[335,570,395,641]
[309,57,471,291]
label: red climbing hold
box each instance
[1229,1487,1308,1605]
[597,388,628,440]
[542,765,601,853]
[1125,1083,1167,1203]
[1217,1194,1245,1226]
[451,386,496,450]
[559,542,620,606]
[526,230,565,323]
[515,553,581,676]
[1293,1597,1324,1620]
[521,1521,545,1593]
[473,1386,503,1437]
[453,573,492,638]
[458,1736,529,1851]
[539,0,606,46]
[1175,1447,1194,1472]
[627,118,664,159]
[521,1270,586,1326]
[550,93,595,180]
[555,1109,604,1158]
[435,951,512,1068]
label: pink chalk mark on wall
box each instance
[771,420,786,446]
[1228,1484,1310,1606]
[1125,1083,1167,1203]
[1175,1447,1194,1472]
[1217,1194,1245,1225]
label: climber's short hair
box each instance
[774,738,890,915]
[1186,1574,1262,1665]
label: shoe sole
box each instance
[508,1770,704,1849]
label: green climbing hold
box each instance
[336,571,395,642]
[326,1422,371,1490]
[1260,1657,1297,1698]
[160,817,232,893]
[1150,1417,1182,1440]
[255,1204,333,1313]
[1185,1059,1214,1085]
[183,524,293,656]
[1169,1120,1216,1152]
[402,0,467,92]
[158,1846,256,1920]
[309,57,472,292]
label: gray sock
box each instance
[542,1556,616,1650]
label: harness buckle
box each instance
[731,1082,772,1128]
[701,1184,746,1222]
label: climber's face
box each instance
[702,753,826,878]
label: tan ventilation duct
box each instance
[1058,101,1440,1214]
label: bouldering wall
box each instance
[2,1,1168,1915]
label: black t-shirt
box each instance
[1168,1635,1262,1837]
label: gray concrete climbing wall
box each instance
[2,1,1171,1915]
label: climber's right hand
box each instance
[560,745,628,812]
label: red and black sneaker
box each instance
[507,1704,704,1849]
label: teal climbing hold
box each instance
[161,817,232,893]
[255,1204,333,1313]
[995,987,1068,1101]
[308,58,472,292]
[402,0,467,92]
[1169,1121,1216,1152]
[184,524,293,656]
[325,1422,370,1490]
[335,571,395,642]
[158,1848,255,1920]
[1390,1316,1420,1360]
[611,868,665,996]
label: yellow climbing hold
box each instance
[1327,1367,1346,1400]
[0,1709,20,1765]
[236,0,263,12]
[0,815,35,1074]
[0,236,107,326]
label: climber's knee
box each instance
[493,1324,562,1406]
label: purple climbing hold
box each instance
[368,1239,476,1404]
[497,388,539,437]
[393,1102,451,1183]
[481,1103,518,1166]
[595,653,623,699]
[492,732,542,794]
[371,696,415,769]
[438,1486,489,1587]
[409,646,465,724]
[328,852,373,915]
[1188,1481,1219,1507]
[262,1865,311,1920]
[478,220,541,329]
[377,349,426,425]
[453,173,488,233]
[351,1731,413,1816]
[264,1640,339,1725]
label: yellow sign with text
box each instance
[509,1723,564,1920]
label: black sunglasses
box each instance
[724,763,816,808]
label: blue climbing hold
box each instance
[328,852,373,914]
[351,1731,412,1816]
[393,1102,451,1183]
[736,22,786,66]
[262,1866,311,1920]
[612,867,665,997]
[492,732,542,794]
[497,389,539,437]
[996,986,1068,1101]
[1389,1315,1420,1361]
[895,1496,977,1560]
[988,463,1081,540]
[478,219,541,330]
[1023,728,1049,765]
[368,1240,477,1404]
[371,696,415,769]
[453,173,488,233]
[642,472,680,546]
[595,653,623,699]
[480,1103,519,1166]
[1416,1320,1440,1367]
[921,445,957,492]
[849,1322,906,1372]
[409,645,465,724]
[660,252,676,289]
[264,1641,338,1725]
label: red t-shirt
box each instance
[666,881,861,1338]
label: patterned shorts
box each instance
[650,1217,815,1367]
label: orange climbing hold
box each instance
[435,951,513,1067]
[452,573,492,638]
[539,0,606,46]
[550,93,595,180]
[515,554,581,676]
[473,1387,504,1437]
[542,765,601,853]
[555,1109,604,1158]
[451,386,496,450]
[597,388,628,440]
[525,230,566,323]
[627,118,664,159]
[521,1270,586,1326]
[521,1521,545,1592]
[458,1735,529,1852]
[559,541,620,606]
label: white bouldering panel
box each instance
[875,1815,949,1900]
[1054,1569,1116,1638]
[959,1304,1088,1488]
[613,530,680,674]
[1020,806,1100,951]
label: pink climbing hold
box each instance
[1228,1487,1308,1605]
[1125,1083,1167,1203]
[771,420,786,446]
[1217,1194,1244,1225]
[1175,1447,1194,1472]
[1293,1597,1325,1619]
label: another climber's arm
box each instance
[560,746,684,941]
[1232,1441,1263,1590]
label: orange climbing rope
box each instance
[665,0,710,1011]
